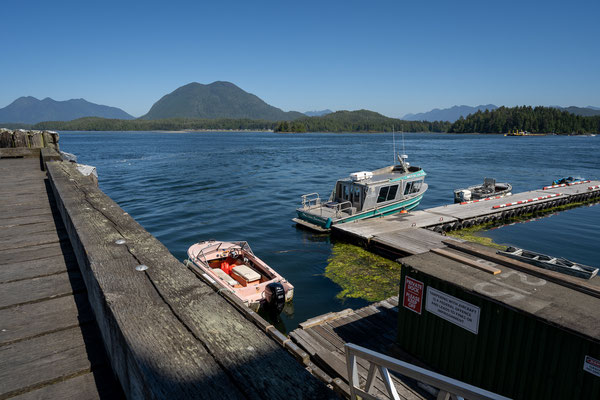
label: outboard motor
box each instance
[264,282,286,315]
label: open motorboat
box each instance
[552,176,583,186]
[454,178,512,203]
[186,240,293,314]
[293,154,428,232]
[498,247,598,280]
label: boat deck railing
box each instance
[301,192,321,209]
[345,343,510,400]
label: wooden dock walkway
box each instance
[1,129,338,399]
[333,181,600,258]
[0,156,124,399]
[290,297,432,400]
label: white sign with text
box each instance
[425,287,480,334]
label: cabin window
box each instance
[412,180,423,193]
[377,185,398,203]
[387,185,398,200]
[343,184,350,201]
[404,180,423,195]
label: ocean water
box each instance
[59,131,600,330]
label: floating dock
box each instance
[332,180,600,258]
[0,129,337,400]
[292,239,600,399]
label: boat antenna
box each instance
[392,125,396,164]
[401,128,406,156]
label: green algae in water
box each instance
[447,224,508,250]
[325,243,402,302]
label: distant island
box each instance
[304,109,333,117]
[0,97,133,124]
[2,81,599,134]
[403,104,498,123]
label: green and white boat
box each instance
[293,155,427,232]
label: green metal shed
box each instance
[397,251,600,399]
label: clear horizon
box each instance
[3,0,599,118]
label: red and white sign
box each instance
[403,277,424,314]
[584,355,600,378]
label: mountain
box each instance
[554,106,600,117]
[141,81,304,121]
[403,104,498,122]
[0,97,134,124]
[304,109,333,117]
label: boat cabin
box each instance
[331,164,426,214]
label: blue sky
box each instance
[2,0,599,117]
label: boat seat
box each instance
[232,265,261,286]
[213,268,239,287]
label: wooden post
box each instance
[0,130,13,148]
[29,131,44,148]
[13,130,28,148]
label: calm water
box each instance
[59,132,600,330]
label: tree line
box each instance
[448,106,600,134]
[25,106,600,134]
[32,117,277,131]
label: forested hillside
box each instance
[275,110,451,133]
[449,106,600,134]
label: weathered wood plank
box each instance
[0,253,77,284]
[0,242,67,265]
[0,223,64,242]
[0,325,107,399]
[0,210,54,226]
[0,293,94,345]
[431,247,502,275]
[0,148,41,158]
[48,160,337,399]
[0,271,86,309]
[9,368,124,400]
[1,229,69,252]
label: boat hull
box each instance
[296,192,424,231]
[186,241,294,314]
[498,247,598,280]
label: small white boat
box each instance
[186,240,293,314]
[454,178,512,203]
[498,247,598,280]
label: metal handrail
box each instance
[333,200,353,217]
[345,343,510,400]
[301,192,321,209]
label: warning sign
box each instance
[584,355,600,378]
[403,277,424,314]
[425,287,480,334]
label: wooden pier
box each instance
[1,129,337,400]
[332,181,600,258]
[0,154,124,399]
